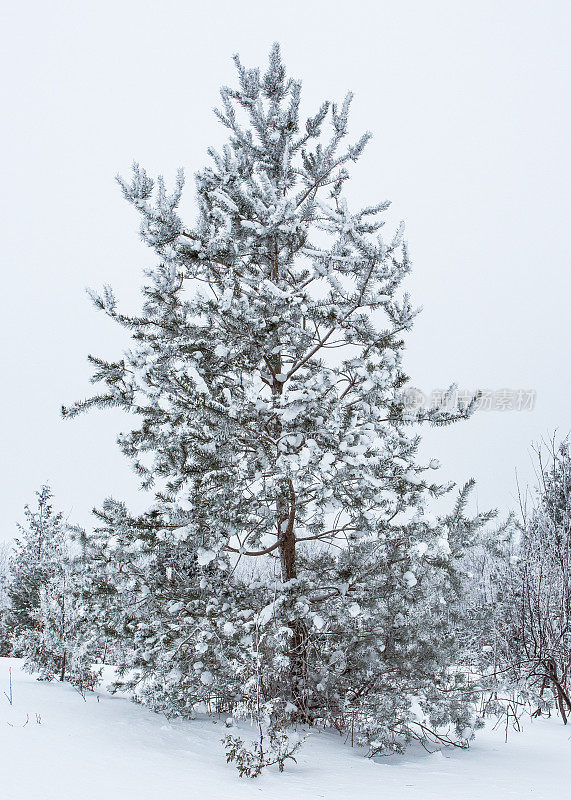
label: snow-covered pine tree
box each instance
[26,555,98,691]
[6,485,63,649]
[65,45,490,758]
[7,486,97,689]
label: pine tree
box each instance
[7,486,97,689]
[6,485,63,647]
[66,45,490,759]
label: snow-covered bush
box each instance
[223,721,303,777]
[66,45,495,766]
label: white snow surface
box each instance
[0,657,568,799]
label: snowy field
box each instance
[0,657,568,800]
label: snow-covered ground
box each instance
[0,657,568,800]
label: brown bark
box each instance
[277,482,310,719]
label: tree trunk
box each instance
[277,484,310,720]
[270,239,310,721]
[547,660,571,724]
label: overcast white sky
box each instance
[0,0,569,538]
